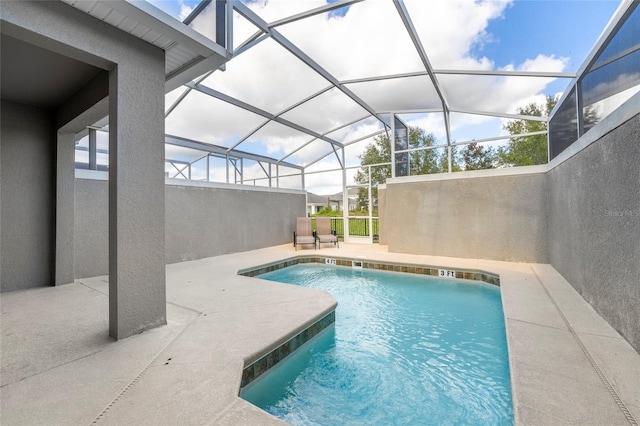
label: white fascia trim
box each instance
[115,0,227,58]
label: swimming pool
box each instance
[242,264,513,425]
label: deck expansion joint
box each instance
[89,314,201,424]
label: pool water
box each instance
[243,264,513,425]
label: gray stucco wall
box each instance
[382,170,548,262]
[72,178,306,276]
[74,177,109,279]
[0,101,55,291]
[548,113,640,352]
[378,186,387,245]
[165,183,305,264]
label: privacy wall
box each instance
[164,182,305,263]
[73,178,306,277]
[381,168,548,263]
[547,111,639,353]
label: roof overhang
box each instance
[61,0,229,92]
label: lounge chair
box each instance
[294,217,316,250]
[316,217,339,249]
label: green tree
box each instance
[497,95,558,166]
[353,133,392,211]
[407,127,441,175]
[460,142,496,170]
[438,144,461,173]
[354,127,442,208]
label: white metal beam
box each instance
[233,32,269,57]
[278,138,315,163]
[343,130,386,147]
[392,0,455,154]
[182,0,211,25]
[433,69,576,78]
[393,130,549,154]
[278,113,373,163]
[166,134,304,170]
[227,120,270,151]
[226,85,333,152]
[232,2,389,129]
[165,71,213,118]
[268,0,365,28]
[449,108,548,122]
[187,82,344,148]
[341,69,575,85]
[305,147,339,169]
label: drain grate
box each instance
[531,267,638,426]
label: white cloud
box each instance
[166,0,571,193]
[179,2,194,21]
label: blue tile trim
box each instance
[240,311,335,389]
[238,256,500,286]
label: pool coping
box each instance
[238,254,501,286]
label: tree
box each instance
[497,95,558,166]
[353,133,392,211]
[354,127,441,209]
[460,142,496,170]
[407,127,441,175]
[438,144,462,173]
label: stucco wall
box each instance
[382,168,548,262]
[74,177,109,279]
[165,182,305,264]
[548,112,640,352]
[0,101,55,291]
[72,178,306,277]
[378,186,387,245]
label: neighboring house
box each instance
[307,189,359,215]
[330,188,359,212]
[306,192,340,215]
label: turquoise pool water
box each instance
[243,264,513,425]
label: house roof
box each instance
[61,0,229,91]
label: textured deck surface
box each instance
[2,244,638,425]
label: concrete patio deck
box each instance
[1,243,638,425]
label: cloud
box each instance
[166,0,570,193]
[146,0,194,22]
[178,2,194,21]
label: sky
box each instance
[150,0,623,195]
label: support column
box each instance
[89,128,97,170]
[342,149,349,241]
[109,60,166,340]
[55,132,76,285]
